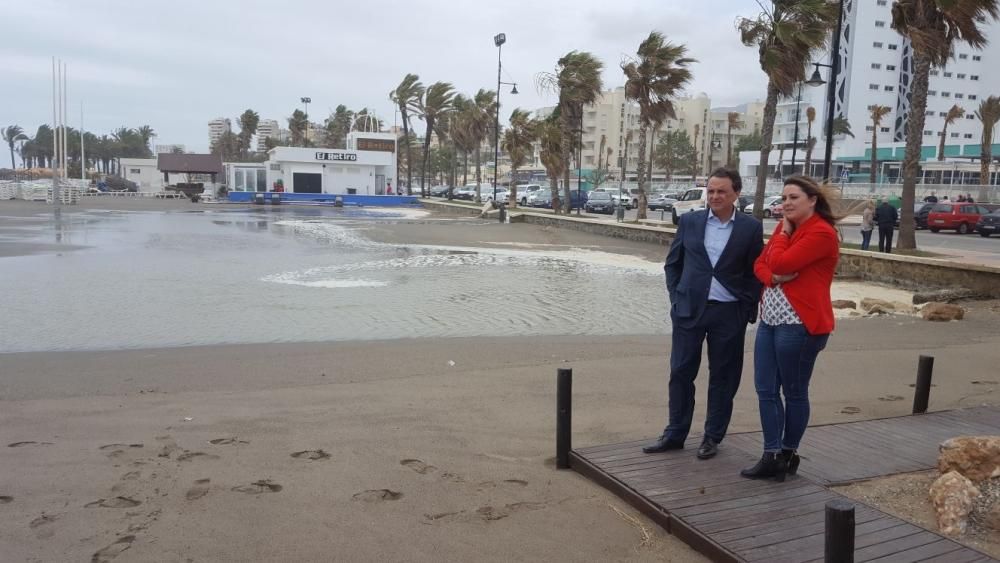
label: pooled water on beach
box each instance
[0,206,670,352]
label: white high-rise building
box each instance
[256,120,279,152]
[208,118,231,148]
[744,1,1000,181]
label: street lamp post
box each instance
[300,97,311,146]
[493,33,506,205]
[790,82,804,174]
[802,0,845,181]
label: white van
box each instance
[515,184,543,206]
[671,187,707,225]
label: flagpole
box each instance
[52,57,60,205]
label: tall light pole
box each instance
[804,0,846,181]
[493,33,506,204]
[300,97,311,146]
[790,82,804,173]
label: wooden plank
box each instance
[740,516,908,562]
[852,530,942,561]
[863,539,965,562]
[672,482,822,518]
[657,481,817,511]
[918,549,994,563]
[693,493,840,534]
[649,476,792,507]
[722,507,884,553]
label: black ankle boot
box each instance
[740,452,787,482]
[782,449,800,476]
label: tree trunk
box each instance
[401,110,413,196]
[754,81,780,219]
[981,124,993,203]
[899,53,932,250]
[475,146,482,203]
[938,124,948,161]
[462,151,468,186]
[870,122,878,186]
[549,173,560,212]
[509,165,518,206]
[691,127,700,179]
[421,123,432,198]
[726,123,733,168]
[635,122,649,220]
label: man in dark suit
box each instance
[644,168,763,460]
[874,198,898,253]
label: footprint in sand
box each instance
[423,501,547,525]
[840,406,861,414]
[8,441,53,448]
[85,497,142,509]
[209,437,249,445]
[99,444,144,451]
[231,480,283,495]
[972,380,999,385]
[29,513,58,539]
[352,489,404,502]
[476,479,529,492]
[878,395,905,402]
[91,535,135,563]
[291,450,331,461]
[176,451,220,462]
[0,496,12,504]
[185,479,211,501]
[400,459,437,475]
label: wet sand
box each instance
[3,198,1000,561]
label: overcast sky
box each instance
[2,0,772,155]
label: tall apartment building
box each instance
[256,120,279,152]
[208,118,231,148]
[746,0,1000,180]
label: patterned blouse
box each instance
[760,285,803,326]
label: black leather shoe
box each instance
[740,452,788,482]
[642,436,685,454]
[696,438,719,460]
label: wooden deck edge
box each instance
[569,450,740,563]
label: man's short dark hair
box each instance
[708,167,742,193]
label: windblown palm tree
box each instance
[892,0,1000,249]
[537,115,566,212]
[135,125,155,157]
[468,89,497,203]
[937,104,965,161]
[390,74,425,195]
[417,81,456,198]
[976,96,1000,201]
[539,51,604,213]
[502,108,538,206]
[803,106,817,174]
[237,110,259,159]
[869,105,892,185]
[621,31,695,219]
[287,110,308,147]
[324,105,353,149]
[3,125,28,169]
[738,0,838,218]
[726,112,743,168]
[449,97,477,194]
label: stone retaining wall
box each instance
[421,200,1000,296]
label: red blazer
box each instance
[754,214,840,335]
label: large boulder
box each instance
[939,436,1000,482]
[832,300,857,310]
[922,303,966,322]
[867,304,893,316]
[860,298,895,313]
[983,502,1000,531]
[929,470,981,536]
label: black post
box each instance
[825,500,855,563]
[912,355,935,414]
[556,368,572,469]
[791,82,803,172]
[822,0,845,181]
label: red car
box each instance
[926,202,992,234]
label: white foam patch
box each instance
[271,220,380,248]
[280,278,389,288]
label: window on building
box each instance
[928,90,937,96]
[875,21,886,28]
[957,73,966,79]
[926,110,935,116]
[130,168,141,174]
[965,134,974,139]
[871,63,882,69]
[880,127,890,133]
[971,75,980,81]
[930,70,939,76]
[888,44,898,50]
[970,94,978,100]
[877,0,887,5]
[873,42,884,48]
[951,132,960,138]
[942,92,951,97]
[939,112,948,117]
[973,55,982,61]
[924,130,933,136]
[944,72,952,77]
[884,85,894,92]
[887,65,896,71]
[967,114,976,119]
[956,93,964,99]
[869,83,879,90]
[959,54,968,60]
[866,126,875,132]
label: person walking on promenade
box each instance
[741,175,840,482]
[924,191,938,203]
[860,200,874,251]
[874,198,898,253]
[643,168,763,460]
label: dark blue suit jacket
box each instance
[665,209,764,327]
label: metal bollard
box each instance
[824,500,855,563]
[912,355,935,414]
[498,202,506,223]
[556,368,572,469]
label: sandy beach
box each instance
[2,198,1000,562]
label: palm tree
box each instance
[868,105,892,185]
[3,125,28,169]
[937,104,965,161]
[449,98,477,194]
[891,0,999,249]
[237,110,260,159]
[976,96,1000,201]
[390,74,425,195]
[691,124,701,178]
[417,81,456,197]
[738,0,838,218]
[539,51,604,213]
[537,115,566,212]
[502,108,538,206]
[324,105,353,149]
[468,89,496,203]
[288,110,308,147]
[621,31,695,219]
[803,107,817,175]
[136,125,155,157]
[726,112,743,168]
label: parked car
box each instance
[529,189,587,209]
[514,184,543,206]
[453,183,492,201]
[737,195,753,213]
[914,202,935,230]
[584,191,617,214]
[430,185,452,197]
[671,187,708,224]
[975,209,1000,237]
[927,202,992,234]
[647,192,677,211]
[744,195,783,218]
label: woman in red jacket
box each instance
[741,175,841,482]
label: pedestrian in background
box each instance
[860,200,874,251]
[874,198,898,253]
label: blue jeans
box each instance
[753,323,829,453]
[860,229,873,251]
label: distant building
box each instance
[256,120,279,152]
[208,118,231,148]
[120,158,162,192]
[154,144,185,155]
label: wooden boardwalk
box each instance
[572,407,1000,562]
